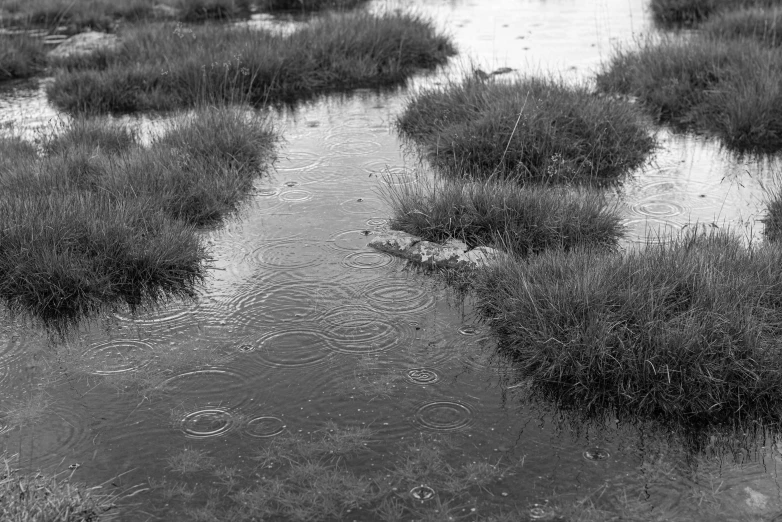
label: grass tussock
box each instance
[0,35,47,81]
[0,0,253,31]
[0,454,119,521]
[0,107,275,328]
[649,0,777,27]
[703,7,782,46]
[47,12,456,113]
[379,175,624,257]
[257,0,368,11]
[474,228,782,426]
[397,75,655,184]
[597,36,782,152]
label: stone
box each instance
[463,246,499,268]
[48,31,120,59]
[367,230,421,254]
[368,230,498,270]
[443,238,468,252]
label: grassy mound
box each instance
[703,7,782,46]
[0,35,47,81]
[257,0,367,11]
[596,36,782,152]
[650,0,777,27]
[0,0,251,31]
[379,176,624,258]
[0,107,275,328]
[397,76,655,184]
[474,229,782,425]
[47,11,456,113]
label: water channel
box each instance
[2,0,782,520]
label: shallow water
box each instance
[2,1,782,520]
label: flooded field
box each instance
[2,0,782,520]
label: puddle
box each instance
[2,0,782,520]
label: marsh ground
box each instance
[2,0,782,521]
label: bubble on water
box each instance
[528,503,555,519]
[458,325,479,336]
[245,416,286,438]
[410,485,435,501]
[583,447,610,461]
[406,368,440,385]
[339,197,384,215]
[181,408,234,438]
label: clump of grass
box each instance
[649,0,777,27]
[47,11,456,113]
[0,454,119,520]
[173,0,251,22]
[703,7,782,46]
[0,0,252,31]
[258,0,368,11]
[397,75,655,184]
[379,175,624,257]
[474,228,782,426]
[0,0,155,32]
[597,35,782,152]
[0,35,47,81]
[0,107,275,328]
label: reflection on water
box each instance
[2,0,782,520]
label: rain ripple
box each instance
[180,408,235,438]
[414,400,474,431]
[161,367,256,409]
[250,240,328,271]
[364,281,436,315]
[244,327,335,369]
[79,340,155,375]
[322,305,415,355]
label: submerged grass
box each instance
[473,228,782,426]
[147,426,515,521]
[379,175,624,258]
[0,35,47,81]
[47,11,456,113]
[397,75,655,184]
[596,35,782,152]
[0,454,119,520]
[0,107,275,328]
